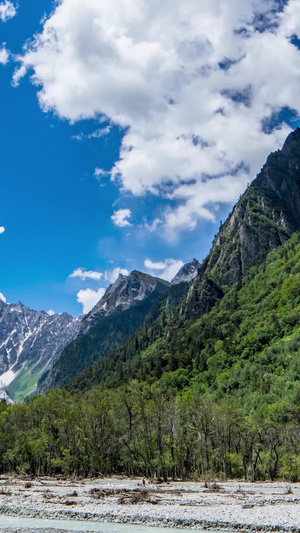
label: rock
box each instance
[171,259,200,285]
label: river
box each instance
[0,515,212,532]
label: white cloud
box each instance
[144,258,184,282]
[94,168,110,181]
[0,1,16,22]
[144,259,168,270]
[12,64,27,87]
[0,45,9,64]
[0,227,5,234]
[77,287,105,314]
[104,267,129,283]
[72,125,111,141]
[15,0,300,237]
[111,208,132,227]
[47,309,55,316]
[0,292,6,303]
[69,267,103,281]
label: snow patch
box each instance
[0,369,19,388]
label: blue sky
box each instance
[0,0,299,316]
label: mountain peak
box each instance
[171,258,200,284]
[83,269,169,329]
[281,126,300,155]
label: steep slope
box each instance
[185,128,300,318]
[66,128,300,393]
[42,271,171,390]
[0,301,80,402]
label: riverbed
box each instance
[0,477,299,532]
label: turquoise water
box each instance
[0,516,201,532]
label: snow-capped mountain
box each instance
[42,270,172,391]
[0,300,81,402]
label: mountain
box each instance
[171,258,200,284]
[4,128,300,403]
[9,229,300,481]
[0,301,80,402]
[80,270,170,332]
[0,265,189,402]
[65,128,300,394]
[3,130,300,481]
[183,128,300,318]
[40,271,171,391]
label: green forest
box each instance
[1,232,300,481]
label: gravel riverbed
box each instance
[0,477,299,532]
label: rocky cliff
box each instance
[185,128,300,317]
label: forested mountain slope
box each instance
[67,231,300,400]
[66,128,300,394]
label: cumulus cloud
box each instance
[111,209,132,227]
[47,309,55,316]
[77,287,105,314]
[144,259,168,270]
[144,258,184,282]
[0,1,16,22]
[0,227,5,234]
[15,0,300,236]
[0,45,9,64]
[0,292,6,303]
[104,267,129,283]
[69,267,103,281]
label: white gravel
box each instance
[0,477,299,532]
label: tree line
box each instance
[0,381,299,481]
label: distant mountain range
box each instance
[0,260,199,402]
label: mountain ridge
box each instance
[184,128,300,319]
[65,127,300,393]
[0,264,195,401]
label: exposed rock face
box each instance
[171,258,200,284]
[80,270,170,332]
[0,301,80,401]
[186,128,300,317]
